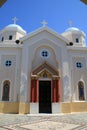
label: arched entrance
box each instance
[31,62,60,114]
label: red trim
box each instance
[52,80,56,102]
[31,79,60,103]
[58,80,60,102]
[35,79,38,102]
[52,80,54,102]
[31,80,34,102]
[31,79,38,102]
[52,79,60,102]
[54,80,56,102]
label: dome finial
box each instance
[69,20,73,27]
[12,17,18,24]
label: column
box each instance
[52,80,56,102]
[34,79,38,102]
[58,79,60,102]
[52,78,60,102]
[56,79,60,102]
[31,78,38,102]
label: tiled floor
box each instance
[0,113,87,130]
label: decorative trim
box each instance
[31,62,59,76]
[52,75,60,80]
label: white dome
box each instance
[6,24,23,30]
[4,24,26,34]
[64,27,85,37]
[65,27,80,32]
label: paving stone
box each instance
[0,113,87,130]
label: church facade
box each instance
[0,23,87,114]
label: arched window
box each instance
[2,80,10,101]
[76,38,79,43]
[9,35,12,40]
[1,37,4,41]
[78,81,85,101]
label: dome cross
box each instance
[69,20,73,27]
[12,17,18,24]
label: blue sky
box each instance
[0,0,87,36]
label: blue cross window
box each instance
[41,49,49,58]
[40,49,50,58]
[76,62,82,68]
[5,60,12,67]
[42,51,48,57]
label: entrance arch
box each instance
[31,62,60,113]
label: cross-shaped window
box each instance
[42,51,48,57]
[5,60,12,67]
[76,62,82,68]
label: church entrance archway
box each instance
[39,81,52,113]
[30,62,60,114]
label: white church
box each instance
[0,20,87,114]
